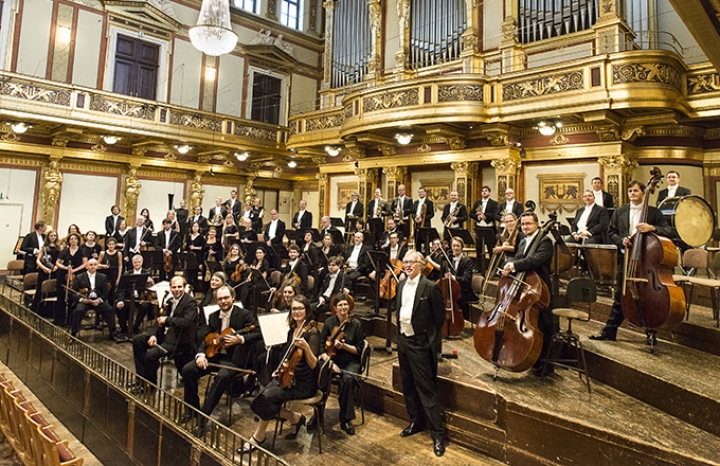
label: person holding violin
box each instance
[127,216,150,258]
[70,258,118,340]
[270,281,299,313]
[181,285,260,431]
[395,250,447,457]
[240,296,320,454]
[55,232,86,327]
[156,218,181,282]
[115,254,155,336]
[203,227,223,265]
[278,244,309,297]
[501,211,555,376]
[446,237,475,320]
[319,294,365,435]
[312,256,351,316]
[80,230,102,262]
[590,180,673,346]
[32,229,60,315]
[222,244,246,288]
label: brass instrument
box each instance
[394,199,405,225]
[209,212,224,226]
[415,202,427,227]
[444,205,460,228]
[374,198,384,218]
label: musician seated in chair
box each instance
[70,258,118,340]
[370,232,407,307]
[115,254,155,336]
[344,231,372,284]
[318,294,365,435]
[380,218,404,248]
[567,190,610,245]
[276,244,309,297]
[180,285,261,430]
[590,180,673,346]
[501,212,555,376]
[312,256,351,315]
[445,237,475,320]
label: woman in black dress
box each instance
[222,243,246,289]
[239,296,320,453]
[239,217,258,243]
[81,230,102,261]
[113,219,128,253]
[185,221,205,291]
[320,294,365,435]
[237,247,270,308]
[221,213,239,253]
[203,227,223,264]
[55,233,86,326]
[98,237,123,305]
[140,208,154,232]
[31,229,60,314]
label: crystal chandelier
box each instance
[189,0,238,56]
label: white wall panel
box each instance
[329,175,355,222]
[290,73,317,115]
[216,54,245,117]
[57,173,118,234]
[72,9,103,88]
[136,179,186,228]
[170,38,202,108]
[483,0,503,51]
[0,166,38,232]
[16,0,53,77]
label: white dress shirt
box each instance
[575,206,593,235]
[593,190,604,207]
[268,219,278,240]
[399,276,420,336]
[347,245,362,269]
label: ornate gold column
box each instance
[491,156,521,200]
[355,167,379,209]
[189,171,205,210]
[366,0,383,79]
[450,161,478,207]
[322,1,336,89]
[499,0,524,73]
[244,171,258,204]
[598,155,637,207]
[394,0,412,76]
[123,164,142,222]
[461,0,482,73]
[384,166,407,201]
[317,173,328,216]
[40,157,63,225]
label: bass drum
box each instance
[658,196,715,248]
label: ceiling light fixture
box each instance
[287,160,297,168]
[175,144,192,154]
[324,145,341,157]
[235,152,249,161]
[189,0,238,56]
[537,121,561,136]
[103,135,120,145]
[10,122,29,134]
[395,133,413,145]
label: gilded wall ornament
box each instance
[445,137,466,150]
[190,173,205,209]
[309,0,318,32]
[461,32,477,53]
[305,113,344,131]
[491,157,520,175]
[89,95,155,120]
[687,73,720,94]
[598,155,637,171]
[621,126,645,142]
[438,85,483,102]
[131,147,148,157]
[0,81,71,106]
[1,133,20,143]
[344,105,354,120]
[612,63,682,91]
[378,145,396,157]
[450,161,477,177]
[503,71,583,101]
[369,0,381,37]
[596,126,620,142]
[91,143,107,152]
[164,152,177,161]
[417,143,432,153]
[363,89,419,113]
[550,134,568,145]
[234,125,277,141]
[396,0,410,23]
[501,18,517,41]
[124,168,141,217]
[384,166,407,181]
[41,161,63,222]
[170,111,222,131]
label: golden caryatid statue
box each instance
[41,161,63,223]
[190,172,204,209]
[124,168,141,220]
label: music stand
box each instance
[548,226,572,306]
[310,228,321,242]
[141,250,163,277]
[329,217,345,229]
[448,229,474,248]
[367,250,396,353]
[115,273,149,342]
[328,229,344,249]
[286,230,299,245]
[417,227,439,255]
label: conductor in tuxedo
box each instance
[501,212,555,376]
[131,276,198,388]
[345,191,364,230]
[568,190,610,244]
[20,221,47,274]
[70,258,118,340]
[105,205,124,237]
[656,170,691,205]
[395,250,447,457]
[156,218,181,282]
[591,180,673,346]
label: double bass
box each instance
[435,243,464,337]
[621,168,685,347]
[473,213,556,372]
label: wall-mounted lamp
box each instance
[287,160,297,168]
[57,27,72,44]
[537,121,562,136]
[395,133,414,145]
[10,122,29,134]
[235,152,249,161]
[175,144,192,154]
[103,135,120,145]
[324,145,341,157]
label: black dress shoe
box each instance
[589,331,616,341]
[340,421,356,435]
[400,423,423,437]
[433,438,446,457]
[532,365,554,377]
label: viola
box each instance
[473,213,556,372]
[163,254,173,273]
[621,167,685,338]
[324,320,348,360]
[204,325,256,358]
[276,320,317,389]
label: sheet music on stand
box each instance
[149,281,171,305]
[258,312,290,347]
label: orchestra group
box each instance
[14,169,695,457]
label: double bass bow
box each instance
[473,213,556,373]
[621,168,685,348]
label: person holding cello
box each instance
[395,250,447,457]
[240,296,320,454]
[500,211,555,376]
[446,237,475,320]
[318,293,365,435]
[590,179,674,346]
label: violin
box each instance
[473,213,556,372]
[379,259,403,300]
[163,254,173,273]
[621,167,685,338]
[204,325,256,358]
[324,320,348,360]
[231,260,245,282]
[276,320,317,389]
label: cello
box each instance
[435,242,464,337]
[473,213,556,372]
[621,168,685,348]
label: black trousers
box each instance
[474,227,496,273]
[397,332,445,441]
[181,354,239,415]
[131,334,193,385]
[71,301,115,337]
[116,301,153,333]
[335,360,360,422]
[603,260,625,335]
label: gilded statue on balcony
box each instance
[190,173,205,208]
[124,168,141,216]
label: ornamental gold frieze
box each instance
[57,160,125,174]
[612,63,682,91]
[502,71,583,101]
[170,111,222,132]
[136,168,191,180]
[687,72,720,95]
[0,81,71,106]
[89,95,156,120]
[0,155,44,167]
[438,85,483,102]
[362,88,419,113]
[305,113,344,131]
[344,105,353,120]
[234,125,277,141]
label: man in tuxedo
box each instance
[344,231,371,283]
[498,188,524,219]
[70,258,118,340]
[115,254,155,336]
[367,188,388,247]
[569,190,610,245]
[470,186,501,273]
[591,177,615,210]
[656,171,691,205]
[181,285,261,428]
[292,200,313,247]
[156,218,181,281]
[224,190,242,222]
[127,216,150,257]
[394,250,447,457]
[441,191,468,242]
[105,205,124,237]
[20,221,47,274]
[446,237,475,320]
[380,231,408,265]
[391,184,413,240]
[380,218,404,248]
[502,211,554,376]
[264,209,286,249]
[312,256,351,315]
[412,187,435,254]
[209,197,228,227]
[187,205,209,234]
[320,216,339,238]
[131,276,198,389]
[590,180,673,346]
[345,191,364,231]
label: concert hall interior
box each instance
[2,0,720,465]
